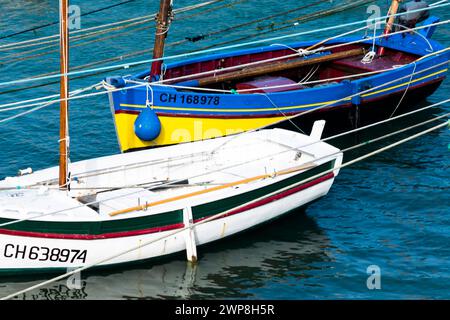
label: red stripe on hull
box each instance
[0,173,334,240]
[0,223,184,240]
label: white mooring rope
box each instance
[0,4,448,89]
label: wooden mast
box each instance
[377,0,403,56]
[150,0,173,81]
[59,0,69,189]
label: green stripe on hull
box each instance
[0,161,334,235]
[0,210,183,235]
[192,160,335,220]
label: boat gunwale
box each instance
[113,67,448,115]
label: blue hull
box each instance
[106,18,449,151]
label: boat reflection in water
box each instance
[1,209,333,300]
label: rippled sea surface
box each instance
[0,0,448,299]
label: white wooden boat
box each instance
[0,1,342,275]
[0,124,342,274]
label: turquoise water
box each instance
[0,0,448,299]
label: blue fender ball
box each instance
[134,108,161,141]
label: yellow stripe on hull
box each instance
[120,98,349,113]
[114,113,286,152]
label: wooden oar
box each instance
[377,0,403,56]
[109,162,316,217]
[191,47,365,87]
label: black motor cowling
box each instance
[396,0,430,29]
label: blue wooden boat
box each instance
[105,0,449,152]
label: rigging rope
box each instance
[0,0,327,79]
[34,0,433,84]
[0,0,368,78]
[0,1,240,65]
[0,5,445,101]
[0,0,225,51]
[0,0,139,41]
[198,0,373,51]
[0,39,447,120]
[0,2,447,89]
[390,61,418,118]
[183,0,326,43]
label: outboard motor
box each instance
[396,0,430,30]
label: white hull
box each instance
[0,178,334,272]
